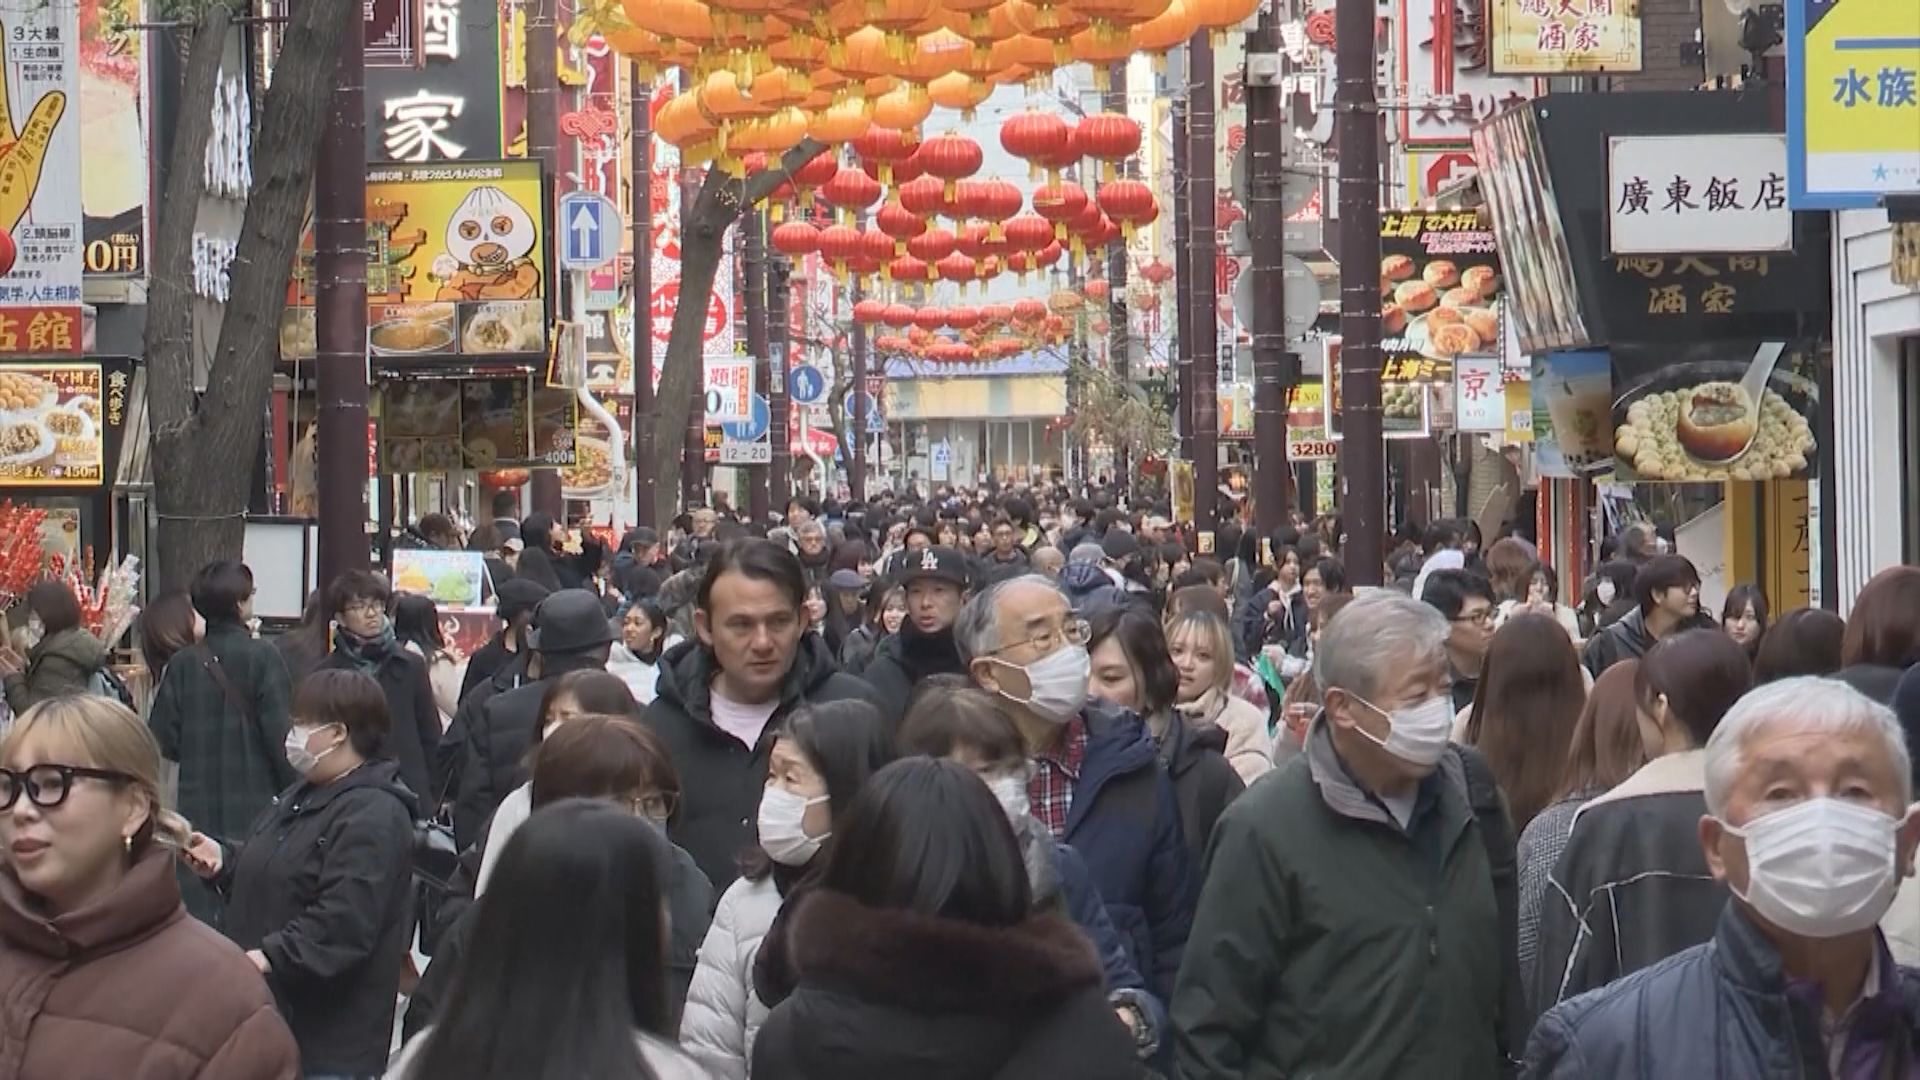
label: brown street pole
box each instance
[526,0,564,517]
[1335,0,1385,584]
[768,254,792,511]
[1103,62,1132,495]
[679,147,706,510]
[743,209,770,525]
[1172,95,1194,465]
[850,273,869,503]
[630,71,655,527]
[1187,34,1219,545]
[315,16,368,588]
[1247,6,1295,538]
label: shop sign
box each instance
[1472,105,1591,354]
[1600,253,1824,337]
[366,0,504,162]
[703,359,753,423]
[366,0,422,67]
[1606,135,1792,256]
[1219,382,1254,440]
[1505,380,1534,442]
[719,437,771,465]
[282,161,547,363]
[1490,0,1643,75]
[1610,339,1821,483]
[392,550,486,606]
[1285,381,1336,461]
[567,391,628,497]
[0,363,117,485]
[1396,0,1540,147]
[0,1,83,354]
[1454,356,1506,431]
[81,0,148,279]
[1786,0,1920,209]
[1379,210,1505,394]
[377,376,577,472]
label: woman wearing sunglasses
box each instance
[0,695,299,1077]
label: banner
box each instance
[1787,0,1920,209]
[1610,339,1820,483]
[392,550,487,607]
[366,0,505,163]
[1379,210,1505,429]
[0,0,84,356]
[1396,0,1539,147]
[1454,357,1506,432]
[0,363,114,485]
[1605,134,1792,255]
[282,161,548,362]
[1490,0,1643,75]
[1285,381,1336,461]
[81,0,148,278]
[1530,349,1611,477]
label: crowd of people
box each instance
[2,483,1920,1079]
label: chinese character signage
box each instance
[1285,381,1336,461]
[1603,253,1819,337]
[366,0,504,163]
[1491,0,1642,74]
[0,0,84,355]
[1607,135,1792,255]
[80,0,147,278]
[282,161,548,363]
[365,0,421,67]
[1379,210,1506,392]
[0,364,107,485]
[1610,339,1822,482]
[1396,0,1540,147]
[1454,356,1506,431]
[1472,104,1592,354]
[378,376,577,473]
[1787,0,1920,209]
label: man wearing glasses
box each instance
[955,575,1194,1003]
[1421,568,1499,714]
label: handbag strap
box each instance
[196,646,257,726]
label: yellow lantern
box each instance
[1132,0,1199,57]
[870,84,934,132]
[928,71,993,116]
[808,98,873,144]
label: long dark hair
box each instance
[138,590,199,678]
[393,593,450,660]
[1465,612,1588,830]
[739,699,894,892]
[817,757,1032,926]
[1720,583,1769,659]
[409,800,671,1080]
[1753,608,1847,684]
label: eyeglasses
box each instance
[989,617,1092,657]
[1,764,135,811]
[1452,608,1496,627]
[628,791,678,822]
[341,600,385,616]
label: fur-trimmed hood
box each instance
[749,887,1136,1080]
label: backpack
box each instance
[87,666,136,710]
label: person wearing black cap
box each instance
[1100,530,1158,617]
[459,577,551,701]
[863,546,974,726]
[643,539,884,889]
[450,588,615,845]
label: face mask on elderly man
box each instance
[1720,797,1913,939]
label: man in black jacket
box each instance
[460,577,549,700]
[864,546,972,725]
[1582,554,1701,678]
[1421,568,1498,714]
[317,569,440,804]
[643,539,882,889]
[450,588,612,845]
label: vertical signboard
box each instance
[80,0,146,279]
[0,0,84,355]
[1397,0,1540,147]
[366,0,505,163]
[1786,0,1920,209]
[366,0,422,68]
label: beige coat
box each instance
[1179,687,1274,784]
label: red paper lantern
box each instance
[852,298,889,324]
[1074,113,1142,172]
[976,179,1024,229]
[1004,250,1037,275]
[955,221,1009,260]
[914,132,983,197]
[1096,179,1159,239]
[816,224,862,268]
[888,255,932,282]
[898,174,947,218]
[1012,298,1047,323]
[936,252,977,284]
[791,150,840,191]
[769,221,820,256]
[820,167,883,214]
[1084,278,1111,300]
[882,302,916,327]
[1036,240,1064,267]
[980,302,1012,327]
[945,306,981,330]
[875,203,926,242]
[914,306,949,331]
[1003,214,1054,252]
[1032,181,1088,240]
[999,110,1073,174]
[859,229,895,263]
[851,126,920,186]
[906,226,956,262]
[1137,256,1174,285]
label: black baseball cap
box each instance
[527,589,615,653]
[496,578,551,621]
[898,545,971,590]
[1102,530,1142,560]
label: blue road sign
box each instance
[841,391,887,434]
[722,393,771,442]
[789,364,827,405]
[559,192,621,270]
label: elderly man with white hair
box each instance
[1527,677,1920,1078]
[1171,590,1520,1078]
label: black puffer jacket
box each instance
[318,642,439,803]
[1153,708,1244,861]
[751,889,1142,1080]
[450,656,603,845]
[642,635,881,889]
[860,622,966,727]
[217,759,417,1077]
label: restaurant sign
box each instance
[1490,0,1643,75]
[0,360,134,487]
[0,0,84,355]
[1606,134,1793,255]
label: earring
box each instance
[123,835,133,853]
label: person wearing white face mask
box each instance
[680,701,893,1080]
[954,574,1193,1003]
[181,668,417,1079]
[1171,589,1521,1079]
[1527,676,1920,1079]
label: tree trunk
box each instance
[648,139,829,528]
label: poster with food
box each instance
[280,160,548,361]
[460,379,531,468]
[379,382,463,473]
[1380,210,1504,389]
[566,394,629,498]
[1531,349,1611,478]
[392,549,486,607]
[529,385,579,468]
[0,365,106,486]
[1610,340,1819,483]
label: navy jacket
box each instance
[1061,705,1196,1001]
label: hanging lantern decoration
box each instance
[1036,240,1065,267]
[1096,178,1159,242]
[956,221,1009,260]
[914,132,983,200]
[820,167,884,225]
[882,303,916,328]
[975,179,1024,242]
[907,226,957,263]
[898,174,948,219]
[936,252,978,290]
[1075,113,1142,181]
[1050,289,1084,314]
[928,72,993,119]
[853,298,890,324]
[1003,213,1055,254]
[1032,180,1088,242]
[999,110,1073,181]
[816,223,862,276]
[1013,297,1047,323]
[889,255,933,282]
[851,126,921,188]
[789,149,842,210]
[946,306,982,331]
[1133,0,1200,61]
[914,306,949,331]
[1004,250,1038,279]
[860,228,897,269]
[770,220,821,257]
[808,99,873,146]
[875,203,928,252]
[870,84,936,134]
[1190,0,1263,39]
[1137,256,1174,286]
[981,302,1013,328]
[1084,277,1111,301]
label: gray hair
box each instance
[1312,590,1450,702]
[1069,543,1105,565]
[796,520,827,541]
[955,573,1067,666]
[1703,676,1912,816]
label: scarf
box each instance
[1175,685,1228,728]
[336,617,397,674]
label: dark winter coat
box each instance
[750,889,1142,1080]
[1234,585,1306,664]
[642,635,882,889]
[440,651,534,845]
[450,657,601,846]
[1154,709,1245,862]
[1528,906,1920,1079]
[1059,704,1196,1001]
[976,548,1031,585]
[860,622,966,726]
[319,642,440,803]
[217,759,418,1077]
[0,848,300,1080]
[839,624,882,675]
[1581,607,1659,678]
[3,625,107,713]
[1837,662,1909,706]
[458,630,519,701]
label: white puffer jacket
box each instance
[678,875,782,1080]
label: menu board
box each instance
[1285,381,1336,462]
[1610,339,1820,483]
[379,377,577,473]
[565,393,629,498]
[1379,210,1505,389]
[392,549,487,607]
[0,365,108,486]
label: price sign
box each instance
[704,359,753,423]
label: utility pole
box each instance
[768,253,792,511]
[743,209,770,525]
[630,70,655,527]
[526,0,563,517]
[849,274,869,503]
[1335,0,1385,584]
[1172,94,1195,465]
[1187,35,1220,546]
[1247,5,1295,538]
[315,15,367,587]
[680,154,706,510]
[1104,62,1132,496]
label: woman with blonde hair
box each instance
[0,695,298,1077]
[1165,609,1273,783]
